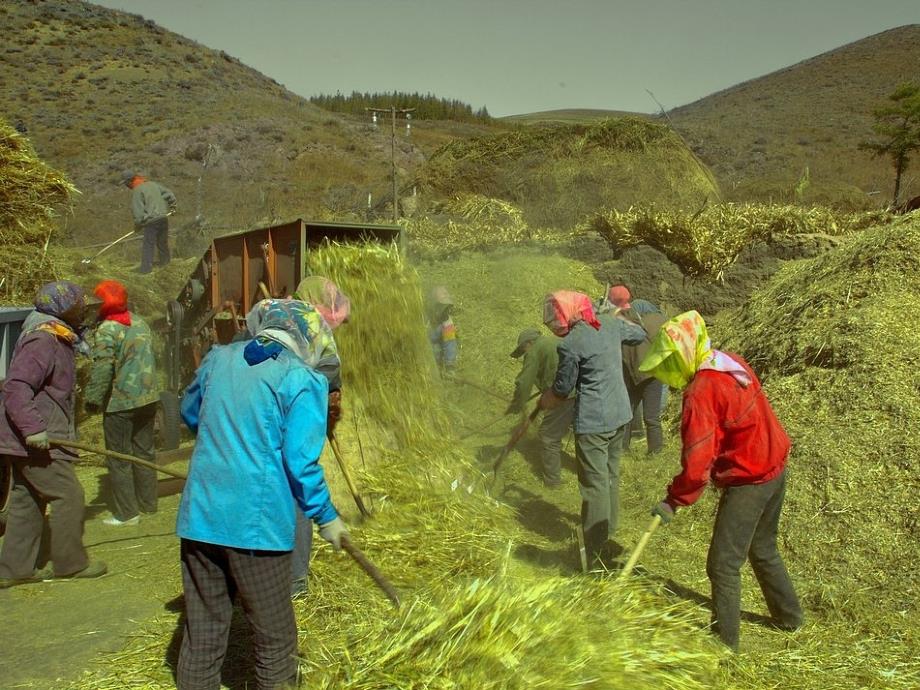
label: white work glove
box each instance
[25,431,50,450]
[318,517,349,551]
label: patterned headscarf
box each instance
[294,276,350,330]
[639,310,750,389]
[245,299,337,369]
[543,290,601,337]
[34,281,85,318]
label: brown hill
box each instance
[0,0,494,251]
[669,25,920,208]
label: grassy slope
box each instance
[0,0,497,246]
[670,25,920,207]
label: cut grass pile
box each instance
[0,118,77,302]
[423,246,920,689]
[588,203,891,278]
[717,216,920,639]
[421,117,719,228]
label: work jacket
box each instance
[84,315,159,413]
[177,341,337,551]
[0,324,78,461]
[552,313,646,435]
[665,354,789,508]
[511,334,565,411]
[131,180,176,228]
[622,311,669,386]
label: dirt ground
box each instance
[0,464,185,689]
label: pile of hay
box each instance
[588,203,890,279]
[0,118,77,303]
[421,117,719,228]
[718,216,920,640]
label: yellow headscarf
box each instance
[638,310,713,389]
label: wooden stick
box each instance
[258,281,272,300]
[328,434,372,518]
[492,405,541,480]
[447,376,508,403]
[618,515,662,581]
[341,534,400,608]
[49,438,189,480]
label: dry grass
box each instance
[587,203,891,279]
[0,117,77,302]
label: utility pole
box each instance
[366,105,415,223]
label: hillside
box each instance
[0,0,495,249]
[670,25,920,208]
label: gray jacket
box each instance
[132,180,176,227]
[552,313,646,434]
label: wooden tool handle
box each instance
[618,514,662,580]
[49,438,188,480]
[329,434,372,518]
[341,534,400,608]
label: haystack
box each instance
[0,118,77,303]
[421,117,720,228]
[719,216,920,637]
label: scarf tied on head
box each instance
[543,290,600,337]
[639,310,751,389]
[243,299,335,368]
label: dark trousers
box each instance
[0,454,88,578]
[574,428,625,558]
[178,539,298,690]
[290,512,312,595]
[140,217,170,274]
[623,379,664,453]
[707,470,803,650]
[537,397,575,483]
[104,403,158,521]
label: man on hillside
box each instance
[539,291,646,567]
[120,169,176,274]
[643,311,803,651]
[84,280,160,527]
[506,328,574,487]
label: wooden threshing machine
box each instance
[158,218,402,446]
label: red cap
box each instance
[608,285,632,310]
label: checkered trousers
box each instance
[177,539,298,690]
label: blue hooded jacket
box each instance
[177,341,338,551]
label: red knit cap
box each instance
[94,280,129,318]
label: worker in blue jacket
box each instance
[176,299,347,690]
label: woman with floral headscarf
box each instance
[176,298,347,689]
[0,281,107,587]
[640,311,803,651]
[540,290,646,568]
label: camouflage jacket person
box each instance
[84,315,159,413]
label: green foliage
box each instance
[859,82,920,205]
[310,90,491,123]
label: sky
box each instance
[93,0,919,117]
